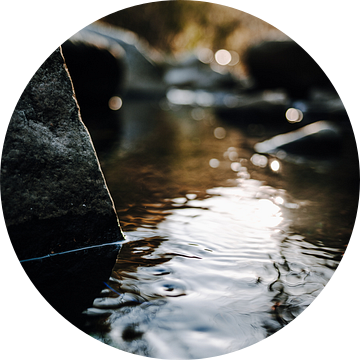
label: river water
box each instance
[78,96,358,358]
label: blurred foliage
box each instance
[99,0,286,59]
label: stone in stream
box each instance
[0,47,124,321]
[244,40,336,99]
[61,34,125,112]
[63,23,167,100]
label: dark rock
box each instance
[1,47,124,320]
[245,41,336,99]
[71,23,167,99]
[215,89,348,136]
[61,31,125,156]
[291,90,349,124]
[61,39,124,109]
[215,90,290,134]
[254,121,342,159]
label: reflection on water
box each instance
[79,98,358,358]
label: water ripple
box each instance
[79,102,356,358]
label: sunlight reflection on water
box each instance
[85,174,338,357]
[80,100,356,358]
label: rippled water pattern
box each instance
[81,102,356,358]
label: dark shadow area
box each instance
[7,208,123,324]
[21,243,120,323]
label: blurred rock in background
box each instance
[244,40,336,99]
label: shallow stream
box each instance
[79,97,358,358]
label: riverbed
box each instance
[78,95,358,358]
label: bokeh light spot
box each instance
[215,49,232,65]
[108,96,123,110]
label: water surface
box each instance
[80,98,358,358]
